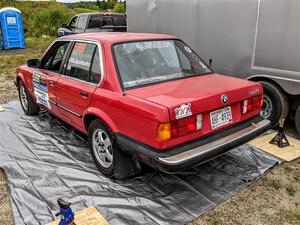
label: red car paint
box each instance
[17,32,263,151]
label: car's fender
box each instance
[82,107,119,133]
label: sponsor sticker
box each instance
[32,72,51,109]
[175,103,192,119]
[184,46,192,53]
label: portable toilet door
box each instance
[0,7,25,49]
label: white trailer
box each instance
[127,0,300,134]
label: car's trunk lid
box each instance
[127,74,262,121]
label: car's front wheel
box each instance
[18,80,39,115]
[88,119,116,177]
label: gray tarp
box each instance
[0,102,280,225]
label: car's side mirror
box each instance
[27,59,41,68]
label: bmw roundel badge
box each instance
[221,94,228,104]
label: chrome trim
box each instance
[57,103,81,118]
[158,119,271,166]
[48,99,56,105]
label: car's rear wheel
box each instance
[295,105,300,136]
[260,81,289,126]
[18,80,39,115]
[88,119,116,177]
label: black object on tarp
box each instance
[0,102,281,225]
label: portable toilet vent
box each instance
[0,7,25,49]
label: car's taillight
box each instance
[241,95,263,114]
[156,114,202,141]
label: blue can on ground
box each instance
[0,7,25,49]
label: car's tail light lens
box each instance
[157,122,171,141]
[157,114,202,141]
[241,95,263,114]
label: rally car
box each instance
[16,32,271,177]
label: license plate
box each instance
[210,107,233,129]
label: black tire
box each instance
[295,105,300,136]
[18,80,39,116]
[88,119,116,177]
[260,81,289,126]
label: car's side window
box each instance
[90,48,101,84]
[76,15,88,30]
[65,42,97,82]
[69,17,77,29]
[42,41,70,73]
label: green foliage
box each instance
[73,8,99,14]
[97,0,108,10]
[113,2,126,14]
[286,185,296,197]
[267,179,281,190]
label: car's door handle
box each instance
[49,80,55,86]
[80,91,88,98]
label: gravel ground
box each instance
[0,48,299,225]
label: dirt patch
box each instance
[0,169,14,225]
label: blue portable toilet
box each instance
[0,7,25,49]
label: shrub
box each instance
[113,2,126,14]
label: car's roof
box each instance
[58,32,179,45]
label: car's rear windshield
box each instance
[113,40,212,89]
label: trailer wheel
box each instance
[295,105,300,136]
[260,81,289,126]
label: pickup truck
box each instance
[16,33,270,178]
[56,12,127,37]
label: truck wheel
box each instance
[260,81,289,126]
[88,119,117,177]
[18,80,39,116]
[295,105,300,136]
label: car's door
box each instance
[73,15,88,34]
[55,41,102,129]
[31,41,71,116]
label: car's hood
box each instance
[127,74,263,120]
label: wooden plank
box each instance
[0,105,5,112]
[250,133,300,162]
[46,206,109,225]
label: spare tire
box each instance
[260,81,289,126]
[295,105,300,136]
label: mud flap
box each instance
[114,148,141,179]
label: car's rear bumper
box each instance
[115,117,271,173]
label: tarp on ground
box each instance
[0,102,281,225]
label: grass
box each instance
[0,36,54,104]
[267,179,281,190]
[286,185,296,197]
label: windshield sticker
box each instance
[74,43,87,54]
[68,58,91,67]
[175,103,192,119]
[184,46,192,53]
[124,75,168,87]
[32,72,51,109]
[136,41,172,51]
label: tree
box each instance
[113,2,126,14]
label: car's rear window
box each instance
[88,14,126,28]
[114,40,212,89]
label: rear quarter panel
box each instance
[87,88,170,149]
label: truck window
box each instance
[65,42,96,82]
[76,15,88,30]
[69,17,77,29]
[88,15,102,28]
